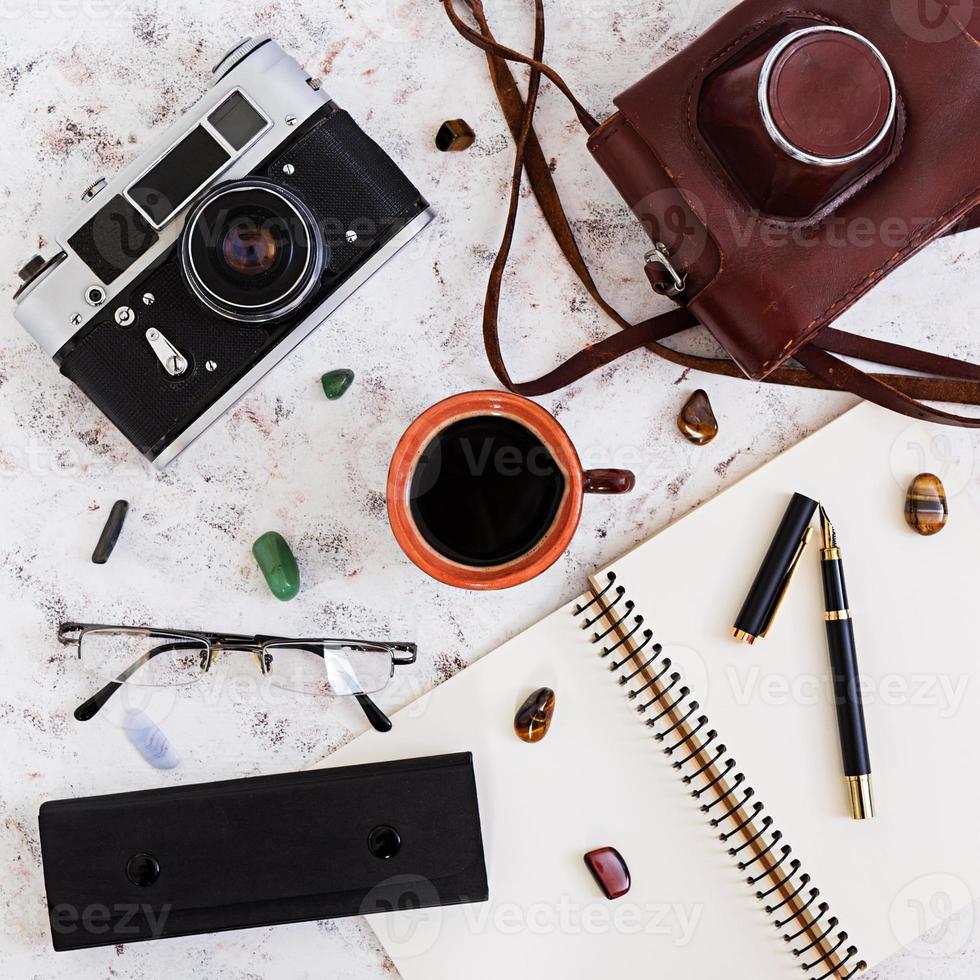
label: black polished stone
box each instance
[92,500,129,565]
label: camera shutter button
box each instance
[760,27,897,167]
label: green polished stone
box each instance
[321,369,355,400]
[252,531,300,601]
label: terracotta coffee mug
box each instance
[387,391,635,590]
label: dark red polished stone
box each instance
[584,847,631,900]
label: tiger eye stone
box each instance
[677,389,718,446]
[435,118,476,152]
[514,687,555,743]
[905,473,948,536]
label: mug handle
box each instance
[583,469,636,495]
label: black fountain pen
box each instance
[819,506,875,821]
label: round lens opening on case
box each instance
[182,180,325,323]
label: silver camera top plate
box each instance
[15,37,331,359]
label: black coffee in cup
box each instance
[409,415,567,567]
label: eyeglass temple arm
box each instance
[74,642,204,722]
[322,655,395,734]
[354,693,393,733]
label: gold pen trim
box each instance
[824,609,852,622]
[732,628,757,645]
[846,774,875,820]
[757,526,814,639]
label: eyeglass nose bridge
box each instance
[208,641,273,675]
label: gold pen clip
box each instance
[758,526,814,639]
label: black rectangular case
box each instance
[38,752,487,951]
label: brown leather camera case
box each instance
[444,1,980,427]
[589,2,979,381]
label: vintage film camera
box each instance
[14,36,434,467]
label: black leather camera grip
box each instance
[38,753,488,951]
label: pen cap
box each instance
[733,492,818,643]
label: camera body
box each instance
[14,36,434,467]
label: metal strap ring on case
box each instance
[644,242,688,298]
[757,26,898,168]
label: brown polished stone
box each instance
[677,389,718,446]
[435,119,476,152]
[514,687,555,743]
[905,473,948,536]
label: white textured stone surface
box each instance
[0,1,977,977]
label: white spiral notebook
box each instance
[316,403,980,979]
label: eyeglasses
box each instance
[58,622,417,733]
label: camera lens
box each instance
[220,220,280,277]
[182,180,326,323]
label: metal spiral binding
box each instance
[574,572,867,980]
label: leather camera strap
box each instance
[444,0,980,426]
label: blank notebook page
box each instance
[315,402,980,979]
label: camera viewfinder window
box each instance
[209,91,268,151]
[128,127,231,227]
